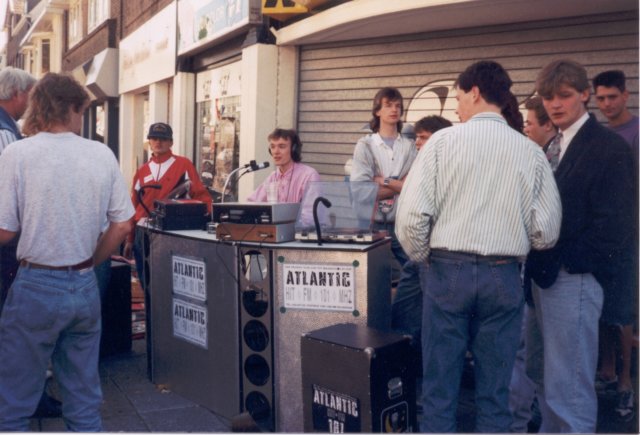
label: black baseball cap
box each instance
[147,122,173,140]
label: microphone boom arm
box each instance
[313,197,332,246]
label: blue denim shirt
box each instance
[0,107,21,140]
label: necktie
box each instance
[546,133,562,171]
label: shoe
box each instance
[595,375,618,396]
[615,389,635,423]
[30,392,62,419]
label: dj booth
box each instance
[144,183,402,432]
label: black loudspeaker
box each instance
[100,261,132,357]
[238,247,275,431]
[301,323,417,433]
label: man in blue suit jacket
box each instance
[525,59,635,433]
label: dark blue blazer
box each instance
[526,114,636,299]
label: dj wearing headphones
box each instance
[247,128,320,203]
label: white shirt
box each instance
[0,132,134,265]
[396,112,562,262]
[350,132,417,222]
[558,111,589,162]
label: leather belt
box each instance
[430,249,518,265]
[20,258,94,271]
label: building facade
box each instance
[2,0,638,191]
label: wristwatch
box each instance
[383,178,391,186]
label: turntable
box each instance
[294,181,388,244]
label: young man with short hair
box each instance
[594,70,639,154]
[523,96,558,150]
[413,115,452,151]
[124,122,212,286]
[247,128,320,203]
[592,69,638,422]
[526,59,636,432]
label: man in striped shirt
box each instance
[396,61,561,432]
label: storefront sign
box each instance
[172,297,208,348]
[282,262,355,311]
[119,2,176,93]
[172,255,207,302]
[178,0,262,55]
[196,61,242,102]
[311,384,360,433]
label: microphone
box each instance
[220,162,270,204]
[137,184,162,218]
[247,161,270,172]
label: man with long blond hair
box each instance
[0,73,134,431]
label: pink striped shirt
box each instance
[247,162,320,203]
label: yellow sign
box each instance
[262,0,308,21]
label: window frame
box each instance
[68,0,82,46]
[88,0,110,33]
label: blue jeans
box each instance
[133,230,154,379]
[132,230,147,291]
[509,304,543,432]
[0,266,103,431]
[391,261,422,343]
[374,221,422,344]
[420,251,523,433]
[531,269,603,433]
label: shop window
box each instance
[95,105,105,141]
[196,95,240,202]
[15,53,24,70]
[88,0,109,33]
[69,0,82,46]
[141,96,150,163]
[41,39,50,74]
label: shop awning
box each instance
[85,48,119,99]
[274,0,637,46]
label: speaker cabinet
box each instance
[100,261,132,357]
[149,233,241,419]
[273,242,392,432]
[239,247,275,431]
[301,323,417,433]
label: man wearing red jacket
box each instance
[124,122,212,286]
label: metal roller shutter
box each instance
[296,11,638,179]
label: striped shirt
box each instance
[0,129,17,155]
[396,112,562,262]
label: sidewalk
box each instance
[28,337,638,433]
[29,339,232,432]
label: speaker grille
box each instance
[238,248,275,431]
